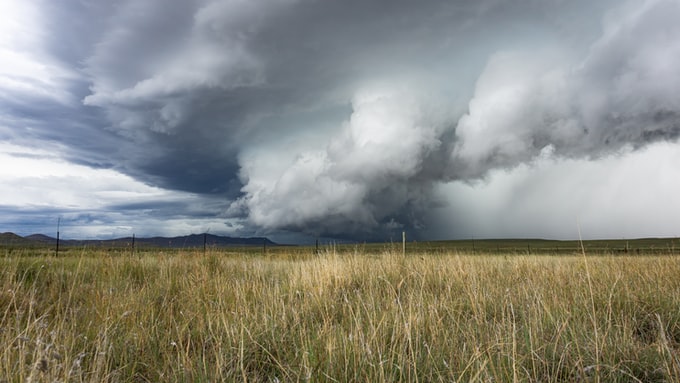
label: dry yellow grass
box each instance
[1,248,679,381]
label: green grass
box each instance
[1,247,680,381]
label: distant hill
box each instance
[1,232,276,248]
[0,232,35,246]
[24,233,58,244]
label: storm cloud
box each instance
[2,0,680,240]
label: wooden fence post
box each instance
[56,218,60,257]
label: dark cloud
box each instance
[3,0,680,240]
[0,205,63,235]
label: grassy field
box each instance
[1,246,679,382]
[4,236,679,258]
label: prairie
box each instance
[1,246,679,382]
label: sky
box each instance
[1,0,680,243]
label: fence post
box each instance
[56,218,60,257]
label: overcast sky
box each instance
[1,0,680,242]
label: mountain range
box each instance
[0,232,276,248]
